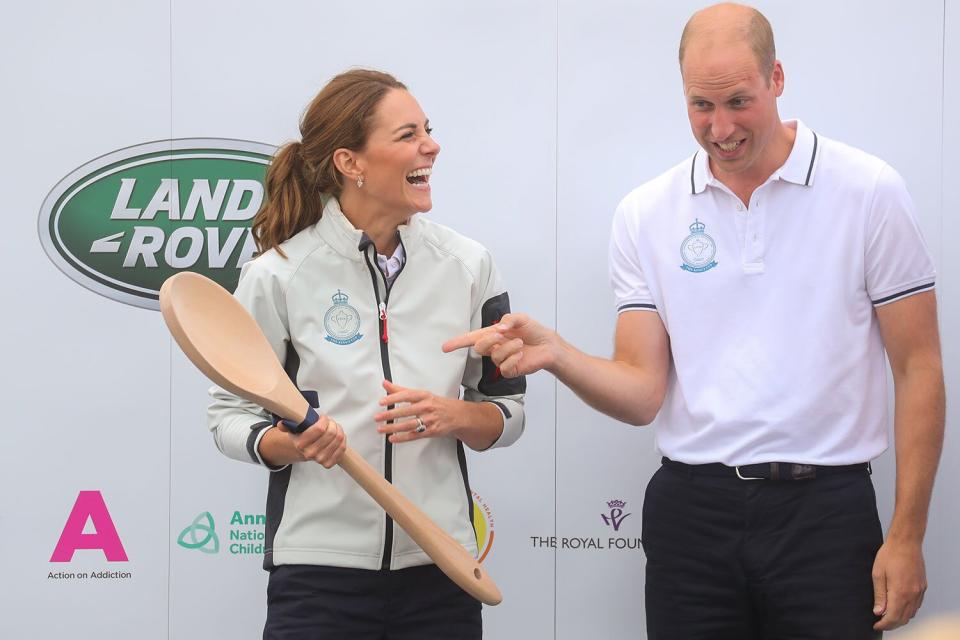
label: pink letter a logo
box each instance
[50,491,129,562]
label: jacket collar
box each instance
[316,196,423,261]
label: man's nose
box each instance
[710,108,735,141]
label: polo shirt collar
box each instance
[689,119,821,195]
[775,120,820,186]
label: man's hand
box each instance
[872,539,927,631]
[872,291,943,632]
[442,312,558,377]
[447,310,670,426]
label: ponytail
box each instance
[251,69,407,258]
[251,141,322,258]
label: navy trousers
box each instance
[642,462,884,639]
[264,563,482,639]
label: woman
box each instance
[207,69,525,639]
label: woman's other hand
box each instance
[374,380,465,444]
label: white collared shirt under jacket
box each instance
[208,197,525,571]
[610,120,935,466]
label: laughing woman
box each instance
[207,69,525,640]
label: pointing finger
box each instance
[442,327,496,353]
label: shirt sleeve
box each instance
[865,163,936,306]
[609,199,656,313]
[460,251,526,450]
[206,258,292,471]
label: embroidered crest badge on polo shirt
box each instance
[324,290,363,345]
[680,219,718,273]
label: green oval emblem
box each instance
[38,138,275,309]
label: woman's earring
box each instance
[356,175,364,188]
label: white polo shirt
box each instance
[609,120,935,466]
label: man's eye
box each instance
[425,126,434,135]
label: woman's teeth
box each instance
[406,167,432,184]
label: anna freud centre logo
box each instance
[177,512,219,554]
[38,138,275,310]
[178,510,265,556]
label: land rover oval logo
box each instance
[38,138,276,310]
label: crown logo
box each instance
[331,289,349,305]
[689,219,706,234]
[606,499,626,509]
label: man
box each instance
[445,3,944,638]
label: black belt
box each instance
[661,457,871,481]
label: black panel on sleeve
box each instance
[478,292,527,396]
[246,421,273,464]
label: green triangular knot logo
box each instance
[177,511,219,554]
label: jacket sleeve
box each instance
[460,251,526,449]
[206,258,291,470]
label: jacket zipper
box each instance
[361,237,407,570]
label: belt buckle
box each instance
[735,465,765,481]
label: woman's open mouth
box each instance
[406,167,432,189]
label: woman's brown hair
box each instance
[252,69,406,256]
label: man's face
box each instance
[682,40,783,181]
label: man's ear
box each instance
[772,60,785,97]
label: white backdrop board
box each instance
[931,0,959,619]
[1,2,174,637]
[1,1,956,638]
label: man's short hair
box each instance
[679,4,776,82]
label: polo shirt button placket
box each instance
[752,199,760,246]
[742,196,765,274]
